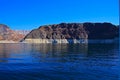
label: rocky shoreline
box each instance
[22,39,118,44]
[0,41,18,43]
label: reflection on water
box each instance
[0,44,88,63]
[0,43,119,80]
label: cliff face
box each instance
[0,24,25,42]
[23,22,119,43]
[83,23,119,39]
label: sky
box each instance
[0,0,119,30]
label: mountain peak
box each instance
[0,24,25,42]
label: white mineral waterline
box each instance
[23,39,88,43]
[0,40,18,43]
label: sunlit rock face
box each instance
[23,23,119,43]
[0,24,25,42]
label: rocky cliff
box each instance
[0,24,25,42]
[23,22,119,43]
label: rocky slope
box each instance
[23,22,119,43]
[0,24,25,42]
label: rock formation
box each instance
[23,22,119,43]
[0,24,25,42]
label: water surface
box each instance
[0,43,119,80]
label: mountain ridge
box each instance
[0,24,25,42]
[23,22,119,43]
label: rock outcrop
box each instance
[23,22,119,43]
[0,24,25,42]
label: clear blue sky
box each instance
[0,0,119,30]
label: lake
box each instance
[0,43,119,80]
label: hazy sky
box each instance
[0,0,119,30]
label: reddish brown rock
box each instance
[0,24,25,42]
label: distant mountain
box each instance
[0,24,25,42]
[14,30,30,35]
[23,22,119,43]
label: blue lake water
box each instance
[0,43,119,80]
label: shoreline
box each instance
[0,41,19,43]
[0,38,118,44]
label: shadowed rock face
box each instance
[0,24,25,41]
[83,23,119,39]
[24,22,119,40]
